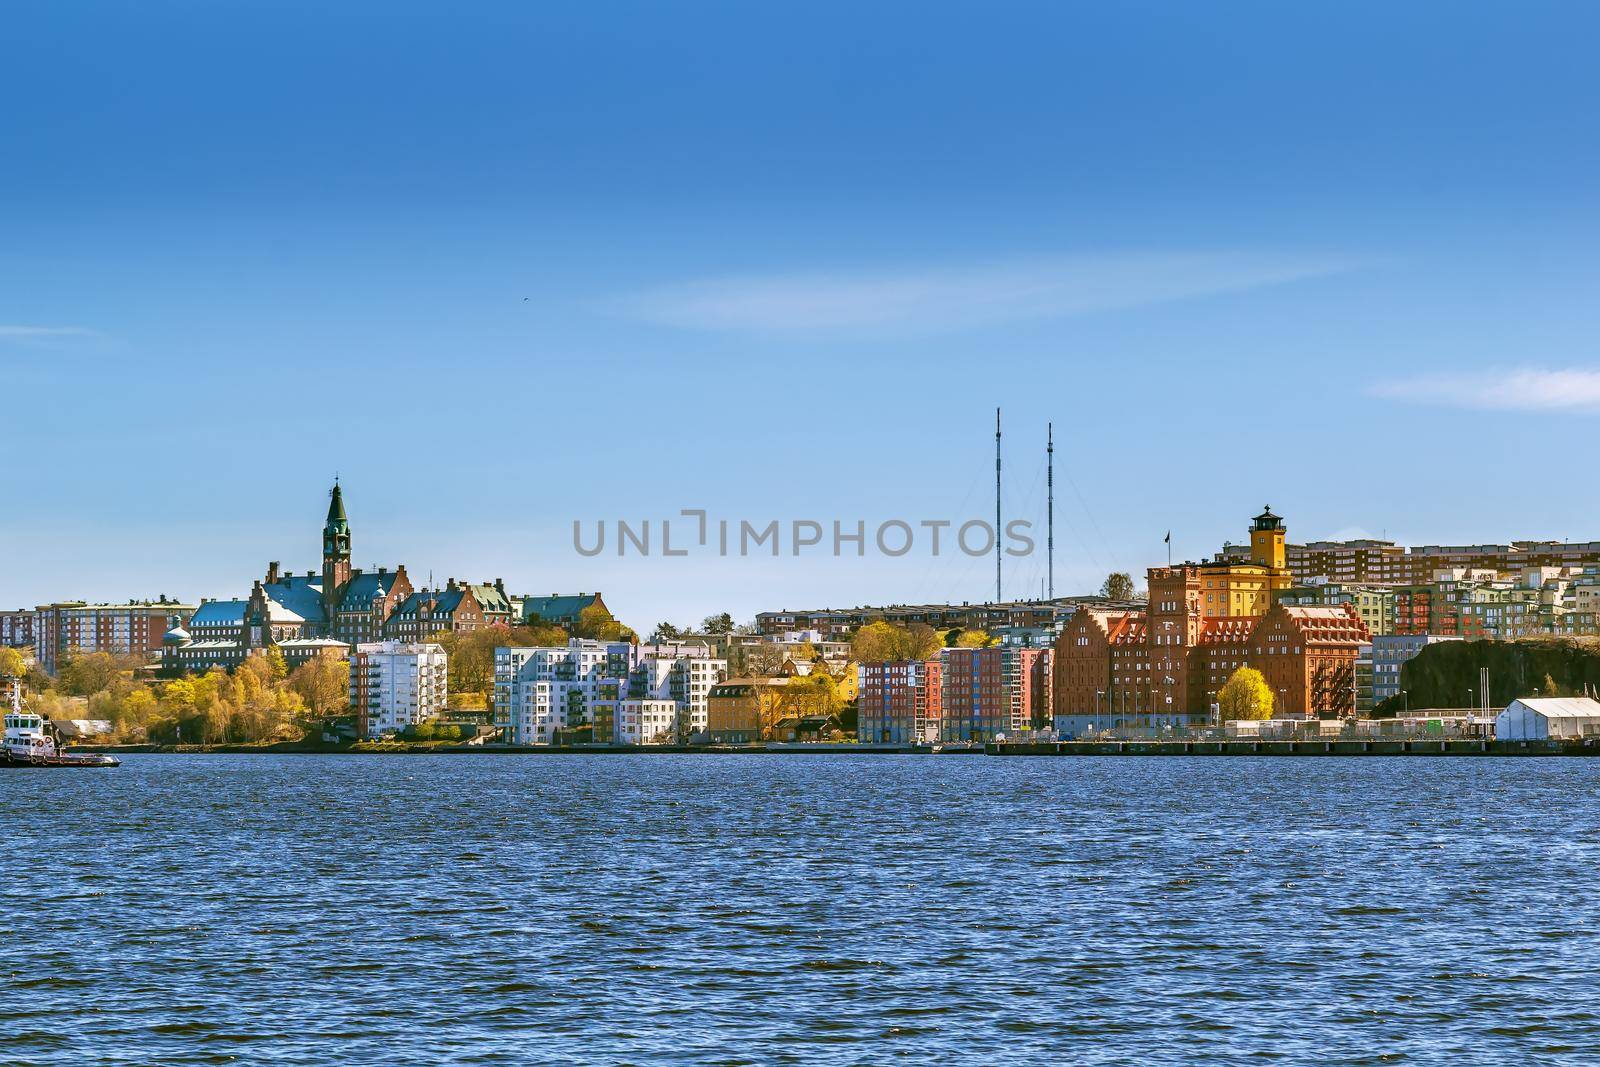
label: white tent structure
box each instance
[1495,697,1600,741]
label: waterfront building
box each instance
[939,646,1049,742]
[350,641,448,739]
[0,609,35,649]
[629,642,727,741]
[1370,634,1461,709]
[705,677,798,743]
[33,598,194,675]
[857,659,942,744]
[1054,597,1370,725]
[494,640,632,744]
[616,699,678,745]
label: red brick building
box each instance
[940,646,1049,742]
[1054,599,1369,725]
[857,659,943,744]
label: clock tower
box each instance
[322,481,352,617]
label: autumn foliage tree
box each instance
[1218,667,1274,721]
[850,621,943,664]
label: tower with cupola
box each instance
[322,481,352,618]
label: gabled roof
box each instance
[466,583,513,615]
[265,575,326,626]
[396,587,466,615]
[1505,697,1600,720]
[336,572,395,612]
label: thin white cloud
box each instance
[0,325,94,339]
[613,251,1354,335]
[1372,367,1600,413]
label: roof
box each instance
[522,594,601,620]
[1504,698,1600,720]
[397,587,467,615]
[190,600,248,626]
[264,575,326,625]
[466,583,513,616]
[336,572,394,612]
[326,483,348,527]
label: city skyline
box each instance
[7,3,1600,626]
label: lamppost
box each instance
[1095,689,1103,735]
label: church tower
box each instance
[323,481,352,616]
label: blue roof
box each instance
[522,594,600,620]
[191,600,248,626]
[265,575,326,626]
[336,572,394,612]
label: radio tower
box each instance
[995,407,1002,603]
[1047,422,1054,600]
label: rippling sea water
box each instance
[5,754,1600,1065]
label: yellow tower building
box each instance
[1194,506,1293,619]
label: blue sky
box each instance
[5,2,1600,630]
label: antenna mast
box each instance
[995,407,1002,604]
[1047,422,1054,600]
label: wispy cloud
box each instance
[1372,367,1600,413]
[613,251,1354,335]
[0,325,94,340]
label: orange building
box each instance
[1052,510,1367,725]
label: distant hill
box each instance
[1375,637,1600,717]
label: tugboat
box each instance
[2,712,121,768]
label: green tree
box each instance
[1218,667,1274,721]
[649,621,683,642]
[702,612,736,635]
[1100,572,1137,601]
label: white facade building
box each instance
[630,642,727,742]
[495,640,633,744]
[616,699,678,745]
[350,641,448,739]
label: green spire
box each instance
[325,481,348,530]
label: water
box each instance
[5,754,1600,1065]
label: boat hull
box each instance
[1,751,121,768]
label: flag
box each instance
[1164,531,1171,544]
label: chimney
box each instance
[495,578,505,595]
[266,561,281,584]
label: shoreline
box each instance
[65,739,1598,757]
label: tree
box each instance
[1218,667,1273,721]
[573,603,632,642]
[1101,572,1137,601]
[58,651,138,696]
[953,628,994,648]
[741,644,789,677]
[702,613,735,635]
[1542,673,1561,696]
[288,652,350,720]
[649,621,683,642]
[788,672,841,720]
[0,646,25,679]
[851,621,942,664]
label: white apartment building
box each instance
[495,640,633,744]
[350,641,448,739]
[630,642,727,742]
[616,699,678,745]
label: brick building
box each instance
[1054,597,1369,726]
[1,609,35,649]
[939,646,1049,742]
[858,659,943,744]
[34,598,194,675]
